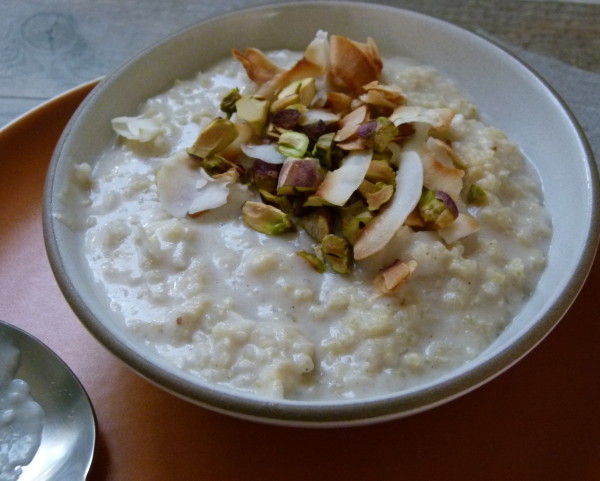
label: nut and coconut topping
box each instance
[148,32,486,294]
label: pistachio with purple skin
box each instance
[435,190,458,218]
[272,108,301,129]
[357,120,378,139]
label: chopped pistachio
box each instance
[363,182,395,211]
[418,189,458,229]
[270,94,301,113]
[272,109,301,129]
[200,154,242,177]
[252,159,282,193]
[220,88,241,118]
[297,78,316,106]
[299,207,332,242]
[277,131,310,158]
[277,158,324,195]
[258,189,293,213]
[321,234,352,274]
[277,78,316,107]
[241,201,294,235]
[312,132,335,169]
[365,160,396,185]
[278,79,303,99]
[300,120,327,142]
[235,95,270,135]
[341,200,373,244]
[372,117,399,152]
[296,251,326,273]
[303,195,333,208]
[466,184,489,205]
[187,118,239,159]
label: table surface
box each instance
[1,1,600,480]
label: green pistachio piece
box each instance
[220,88,241,118]
[312,132,335,169]
[296,251,326,273]
[278,80,303,99]
[341,200,373,244]
[466,184,489,205]
[235,95,271,135]
[277,131,310,158]
[258,189,294,213]
[242,201,294,235]
[277,157,324,195]
[321,234,352,274]
[187,118,239,159]
[418,189,445,224]
[363,182,395,211]
[299,207,332,242]
[200,154,241,177]
[418,189,458,229]
[298,78,316,106]
[372,117,399,152]
[365,160,396,185]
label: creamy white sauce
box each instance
[0,334,44,481]
[78,49,552,400]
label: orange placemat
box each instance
[1,83,599,481]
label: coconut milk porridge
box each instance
[77,33,551,400]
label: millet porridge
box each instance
[75,32,552,400]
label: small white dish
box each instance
[43,2,599,426]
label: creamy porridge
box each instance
[77,33,551,400]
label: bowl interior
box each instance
[44,1,599,425]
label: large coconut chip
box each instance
[231,48,282,85]
[329,35,382,95]
[390,106,455,131]
[420,148,464,200]
[315,149,373,206]
[437,213,480,244]
[156,154,231,218]
[353,150,424,260]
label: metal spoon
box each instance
[0,320,96,480]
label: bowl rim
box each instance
[43,1,600,426]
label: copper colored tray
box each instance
[1,82,599,480]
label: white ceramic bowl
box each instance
[43,2,599,426]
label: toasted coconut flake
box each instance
[359,90,397,112]
[329,35,383,95]
[362,81,405,101]
[437,213,480,244]
[156,154,230,218]
[426,137,467,169]
[232,48,282,85]
[315,149,373,206]
[374,259,418,294]
[241,143,285,164]
[111,114,164,142]
[404,208,425,228]
[334,105,369,142]
[220,121,254,160]
[337,137,368,151]
[325,91,353,114]
[298,109,340,126]
[421,149,464,200]
[353,150,423,260]
[257,56,324,100]
[390,106,455,131]
[304,30,329,72]
[360,81,405,111]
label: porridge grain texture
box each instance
[81,48,551,400]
